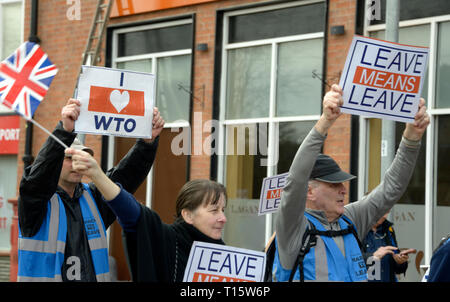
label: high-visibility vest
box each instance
[272,213,367,282]
[18,184,110,282]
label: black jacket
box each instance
[124,204,225,282]
[18,121,158,281]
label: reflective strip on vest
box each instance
[272,214,368,282]
[18,185,110,282]
[80,183,110,281]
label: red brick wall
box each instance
[18,0,102,190]
[324,0,357,202]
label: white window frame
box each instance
[111,18,193,208]
[363,0,450,267]
[0,0,24,114]
[218,0,325,245]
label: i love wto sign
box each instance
[75,66,155,138]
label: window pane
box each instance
[277,121,317,174]
[226,46,271,119]
[116,59,152,73]
[2,2,22,59]
[117,24,192,57]
[229,2,325,43]
[436,22,450,109]
[394,122,426,205]
[156,55,191,123]
[223,123,267,251]
[276,39,323,117]
[437,115,450,205]
[436,115,450,247]
[370,0,450,25]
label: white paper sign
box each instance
[75,66,155,138]
[339,35,429,123]
[258,173,288,216]
[183,241,266,282]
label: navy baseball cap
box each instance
[310,154,356,183]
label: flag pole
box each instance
[26,117,70,149]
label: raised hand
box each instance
[61,98,81,132]
[144,107,165,143]
[403,98,430,142]
[315,84,344,135]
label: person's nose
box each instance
[338,183,347,195]
[218,211,227,223]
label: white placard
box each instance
[258,173,288,216]
[183,241,266,282]
[75,66,155,138]
[339,35,429,123]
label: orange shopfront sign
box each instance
[111,0,220,17]
[0,115,20,155]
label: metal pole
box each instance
[381,0,399,179]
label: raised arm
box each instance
[345,98,430,239]
[18,99,80,236]
[276,84,344,269]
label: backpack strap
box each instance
[341,215,364,252]
[288,215,362,282]
[289,221,317,282]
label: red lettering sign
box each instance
[353,66,421,93]
[0,115,20,154]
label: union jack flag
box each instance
[0,42,58,119]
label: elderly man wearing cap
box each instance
[271,84,430,282]
[17,98,164,282]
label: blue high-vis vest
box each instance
[272,213,368,282]
[18,184,110,282]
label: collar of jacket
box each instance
[173,221,225,246]
[305,208,342,230]
[56,182,86,201]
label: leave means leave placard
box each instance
[75,66,155,138]
[339,35,429,123]
[183,241,266,282]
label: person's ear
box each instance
[307,184,316,202]
[181,209,194,224]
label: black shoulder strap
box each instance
[288,216,363,282]
[341,215,364,252]
[264,235,277,282]
[289,221,317,282]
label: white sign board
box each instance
[339,35,429,123]
[75,66,155,138]
[258,173,288,216]
[183,241,266,282]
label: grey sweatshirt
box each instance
[275,126,421,270]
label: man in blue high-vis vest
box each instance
[272,84,430,282]
[18,98,165,282]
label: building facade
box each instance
[3,0,449,281]
[0,0,23,281]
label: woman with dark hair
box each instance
[106,179,228,282]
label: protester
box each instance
[363,213,416,282]
[426,234,450,282]
[17,98,164,282]
[271,84,430,282]
[106,178,227,282]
